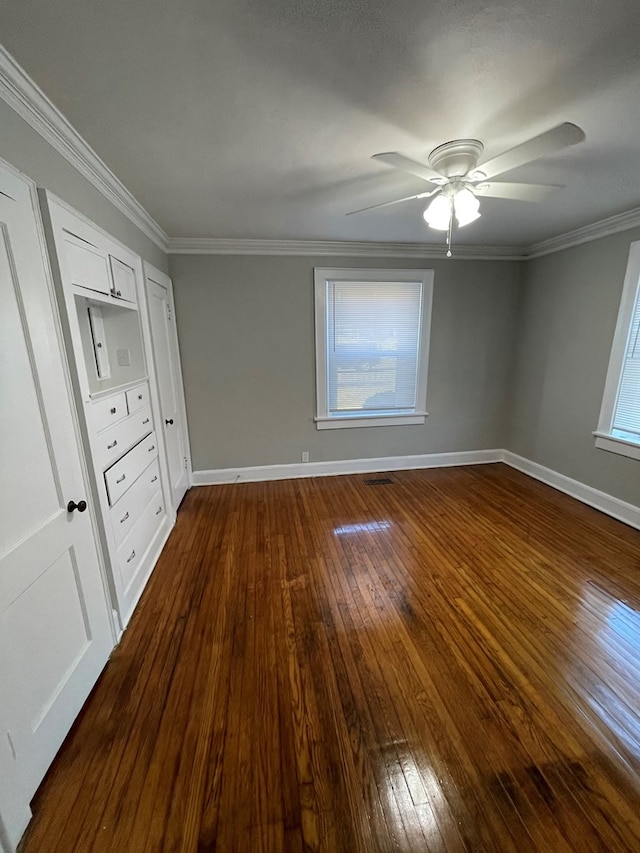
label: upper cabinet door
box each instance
[0,162,114,852]
[62,233,112,296]
[109,255,137,303]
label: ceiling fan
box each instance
[349,123,585,255]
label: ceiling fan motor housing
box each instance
[428,139,484,178]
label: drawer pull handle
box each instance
[148,445,155,452]
[142,418,150,425]
[110,407,117,414]
[138,394,143,400]
[155,505,162,515]
[151,475,158,483]
[107,440,118,450]
[120,511,129,524]
[116,474,126,484]
[126,549,136,563]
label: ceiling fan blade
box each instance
[475,123,585,180]
[372,152,443,184]
[346,187,439,215]
[474,182,562,202]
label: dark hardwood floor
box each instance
[19,463,640,852]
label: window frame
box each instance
[594,240,640,461]
[313,267,434,430]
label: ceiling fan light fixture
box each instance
[453,187,481,227]
[423,194,452,230]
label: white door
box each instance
[144,266,190,509]
[0,163,114,851]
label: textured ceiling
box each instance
[1,0,640,246]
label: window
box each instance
[314,268,433,429]
[595,240,640,460]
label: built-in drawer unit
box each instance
[109,458,161,547]
[126,383,149,414]
[44,196,179,633]
[104,432,158,506]
[94,404,153,470]
[116,490,165,593]
[90,391,128,433]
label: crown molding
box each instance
[167,237,526,260]
[169,207,640,259]
[524,205,640,259]
[0,45,168,251]
[4,46,640,262]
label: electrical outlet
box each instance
[302,451,309,463]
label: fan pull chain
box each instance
[446,210,453,258]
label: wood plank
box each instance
[19,464,640,852]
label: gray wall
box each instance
[0,100,167,269]
[509,228,640,507]
[170,254,521,470]
[3,90,636,504]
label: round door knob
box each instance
[165,418,174,425]
[67,500,87,513]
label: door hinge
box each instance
[184,456,188,469]
[166,304,172,320]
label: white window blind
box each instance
[612,281,640,437]
[314,268,433,429]
[326,279,423,417]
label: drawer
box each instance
[109,458,160,546]
[94,405,153,471]
[104,432,158,506]
[109,255,137,304]
[116,489,165,593]
[89,392,128,434]
[64,234,111,296]
[126,383,149,414]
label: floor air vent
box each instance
[363,477,393,485]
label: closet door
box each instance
[0,163,113,852]
[143,264,191,509]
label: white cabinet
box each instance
[116,491,165,595]
[40,193,179,630]
[109,255,137,303]
[89,391,128,432]
[126,382,150,413]
[104,430,159,505]
[93,403,153,470]
[60,230,138,307]
[64,234,112,296]
[110,459,161,546]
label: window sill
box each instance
[593,431,640,461]
[315,412,428,430]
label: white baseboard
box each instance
[192,449,502,486]
[501,450,640,531]
[192,447,640,532]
